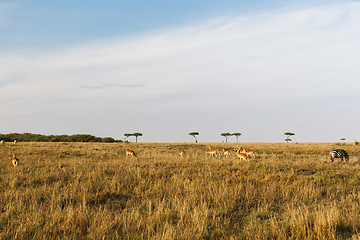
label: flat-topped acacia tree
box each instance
[124,133,142,143]
[189,132,199,143]
[232,133,241,142]
[284,132,295,143]
[132,132,142,143]
[124,133,131,141]
[221,133,231,143]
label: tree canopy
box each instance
[124,133,143,143]
[284,132,295,143]
[284,132,295,136]
[132,132,143,143]
[189,132,199,143]
[221,133,231,143]
[232,133,241,142]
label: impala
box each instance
[234,152,248,161]
[240,148,255,158]
[126,150,138,158]
[206,149,219,157]
[223,149,231,157]
[12,154,18,168]
[179,150,185,157]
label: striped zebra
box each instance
[329,149,349,162]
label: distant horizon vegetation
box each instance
[0,133,121,143]
[0,132,355,144]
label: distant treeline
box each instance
[0,133,122,143]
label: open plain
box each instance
[1,142,360,239]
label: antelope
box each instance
[179,150,185,157]
[0,140,4,144]
[206,149,219,157]
[234,152,248,161]
[208,147,220,153]
[233,147,243,153]
[247,150,255,158]
[14,140,17,144]
[223,149,231,157]
[126,150,138,159]
[240,149,255,157]
[239,148,255,158]
[12,154,18,168]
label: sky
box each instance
[1,0,360,143]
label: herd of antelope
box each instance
[3,140,351,169]
[5,145,255,169]
[87,145,256,162]
[124,147,256,161]
[206,147,255,161]
[122,147,351,163]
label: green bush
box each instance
[0,133,122,143]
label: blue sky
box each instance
[1,0,360,142]
[2,0,256,50]
[0,0,331,50]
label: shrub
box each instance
[0,133,121,143]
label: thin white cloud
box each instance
[1,2,360,141]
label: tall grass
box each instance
[1,142,360,239]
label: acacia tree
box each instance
[132,132,143,143]
[189,132,199,143]
[284,132,295,143]
[124,133,131,141]
[232,133,241,142]
[124,132,142,142]
[221,133,231,143]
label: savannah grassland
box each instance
[1,142,360,239]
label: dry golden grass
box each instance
[1,142,360,239]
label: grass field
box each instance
[1,142,360,239]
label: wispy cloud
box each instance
[1,2,360,141]
[82,83,145,89]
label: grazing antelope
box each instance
[206,149,219,157]
[223,149,231,157]
[234,152,248,161]
[126,150,138,159]
[240,149,255,158]
[12,154,18,168]
[179,150,185,157]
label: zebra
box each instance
[329,149,349,162]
